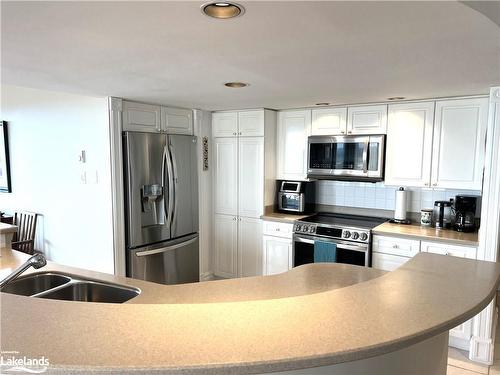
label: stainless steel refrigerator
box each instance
[123,132,199,285]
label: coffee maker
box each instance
[454,195,478,232]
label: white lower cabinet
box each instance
[262,221,293,275]
[372,234,478,351]
[214,214,263,279]
[263,236,293,275]
[421,240,477,351]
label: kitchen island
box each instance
[1,247,499,374]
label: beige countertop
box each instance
[1,248,499,374]
[373,222,479,246]
[260,211,309,224]
[0,222,17,234]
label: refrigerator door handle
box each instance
[135,234,199,257]
[164,144,174,229]
[168,141,179,230]
[160,145,167,225]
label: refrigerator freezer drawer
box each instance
[128,234,199,285]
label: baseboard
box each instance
[200,272,214,281]
[449,336,470,351]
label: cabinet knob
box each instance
[239,132,242,135]
[341,131,345,134]
[348,131,352,134]
[233,132,237,135]
[433,183,438,187]
[393,244,399,249]
[424,183,429,186]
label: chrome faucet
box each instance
[0,253,47,289]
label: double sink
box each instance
[0,272,140,303]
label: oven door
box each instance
[293,233,369,267]
[307,135,385,180]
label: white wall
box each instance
[0,85,114,274]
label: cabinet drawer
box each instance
[372,252,411,272]
[262,221,293,238]
[372,235,420,257]
[421,241,477,259]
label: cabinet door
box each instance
[238,217,263,277]
[263,236,292,275]
[238,110,264,137]
[385,102,435,187]
[372,235,420,257]
[212,112,238,137]
[122,101,161,132]
[213,138,238,215]
[238,137,264,218]
[347,105,387,134]
[213,214,238,278]
[311,107,347,135]
[277,110,311,180]
[161,107,193,135]
[431,98,488,190]
[421,239,476,350]
[372,252,411,271]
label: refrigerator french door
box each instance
[123,132,199,285]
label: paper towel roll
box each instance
[394,187,408,220]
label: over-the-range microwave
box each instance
[307,135,385,182]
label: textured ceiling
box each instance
[1,1,499,110]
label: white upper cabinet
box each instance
[238,217,263,277]
[238,110,265,137]
[347,105,387,134]
[213,214,238,278]
[277,110,311,180]
[385,102,435,187]
[212,112,238,137]
[213,138,238,215]
[161,107,193,135]
[431,98,488,190]
[122,101,161,132]
[238,137,264,218]
[311,107,347,135]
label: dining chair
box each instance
[12,211,38,255]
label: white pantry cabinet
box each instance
[277,110,311,180]
[347,105,387,135]
[212,110,264,137]
[122,101,161,132]
[213,138,238,215]
[311,107,347,135]
[385,102,435,187]
[213,214,238,278]
[238,217,263,277]
[431,98,488,190]
[161,107,193,135]
[212,109,277,279]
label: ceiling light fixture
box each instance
[202,2,244,19]
[224,82,249,88]
[315,103,331,106]
[387,97,406,101]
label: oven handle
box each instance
[293,235,368,252]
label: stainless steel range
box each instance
[293,213,387,267]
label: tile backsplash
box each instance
[316,181,481,213]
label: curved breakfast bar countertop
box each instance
[1,248,499,374]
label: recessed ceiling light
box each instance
[224,82,249,88]
[387,97,406,101]
[202,2,244,19]
[315,102,331,106]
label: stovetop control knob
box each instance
[309,226,315,233]
[343,230,351,238]
[351,232,360,240]
[360,233,368,241]
[302,226,309,232]
[295,225,301,232]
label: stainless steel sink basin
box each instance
[39,282,140,303]
[1,273,71,296]
[0,271,140,303]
